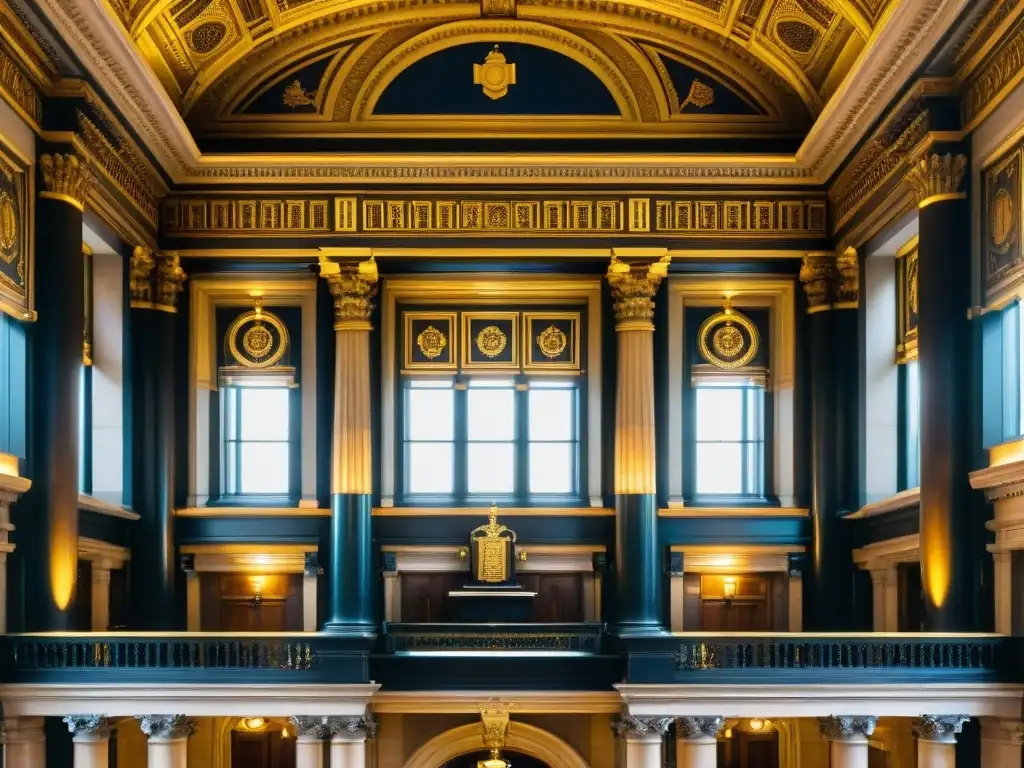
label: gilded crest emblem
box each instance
[417,324,448,359]
[0,191,17,260]
[991,188,1016,255]
[227,298,289,368]
[697,304,758,370]
[473,45,516,100]
[712,323,744,358]
[242,322,273,359]
[476,325,508,358]
[537,325,567,359]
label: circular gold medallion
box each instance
[242,323,273,359]
[0,192,17,258]
[476,325,508,358]
[992,188,1015,254]
[417,324,447,360]
[537,325,567,359]
[712,323,745,358]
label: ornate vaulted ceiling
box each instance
[96,0,897,145]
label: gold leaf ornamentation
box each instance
[712,324,744,358]
[416,324,447,359]
[282,80,316,108]
[242,323,273,359]
[476,325,508,358]
[537,325,567,359]
[698,307,758,369]
[0,191,16,257]
[679,79,715,110]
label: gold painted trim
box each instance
[403,311,458,371]
[918,192,967,210]
[806,303,832,314]
[39,191,84,212]
[659,507,809,518]
[180,543,319,555]
[370,691,622,714]
[896,235,919,259]
[989,437,1024,469]
[174,507,331,517]
[669,544,806,554]
[616,319,654,332]
[129,300,177,313]
[832,301,859,310]
[336,319,373,332]
[461,310,520,370]
[372,507,614,516]
[522,311,581,372]
[382,543,605,554]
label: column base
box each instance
[322,621,378,635]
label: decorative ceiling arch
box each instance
[401,721,591,768]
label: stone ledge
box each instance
[845,487,920,520]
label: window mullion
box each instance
[454,380,468,500]
[516,380,529,501]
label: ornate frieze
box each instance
[63,715,111,738]
[912,715,969,743]
[606,253,671,327]
[963,10,1024,130]
[983,142,1024,303]
[318,253,379,329]
[676,717,725,741]
[129,246,187,312]
[39,153,94,213]
[904,152,968,208]
[612,715,673,739]
[163,196,828,238]
[0,45,42,127]
[818,716,877,740]
[325,717,375,738]
[77,112,159,226]
[136,715,196,740]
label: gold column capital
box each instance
[319,253,379,331]
[605,253,671,329]
[905,152,968,209]
[799,252,836,314]
[39,152,94,212]
[834,246,860,309]
[130,246,186,313]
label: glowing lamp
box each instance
[749,719,765,732]
[723,577,737,605]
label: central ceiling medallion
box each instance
[473,45,517,100]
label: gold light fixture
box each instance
[723,577,737,606]
[243,718,266,731]
[749,718,765,732]
[479,700,512,768]
[478,748,511,768]
[250,577,264,608]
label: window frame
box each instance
[397,373,585,507]
[897,359,921,491]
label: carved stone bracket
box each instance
[136,715,195,740]
[613,715,673,739]
[676,716,725,741]
[290,716,329,739]
[63,715,111,739]
[905,153,968,209]
[39,153,94,212]
[819,716,877,741]
[129,246,186,313]
[605,253,671,329]
[912,715,969,743]
[318,253,379,330]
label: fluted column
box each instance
[318,252,377,633]
[128,247,186,630]
[606,252,670,631]
[4,716,46,767]
[615,716,670,768]
[91,563,111,631]
[676,717,723,768]
[819,716,876,768]
[913,716,968,768]
[23,152,93,630]
[137,715,194,768]
[800,250,859,630]
[980,718,1023,767]
[291,717,328,768]
[65,715,110,768]
[905,151,975,631]
[327,717,374,768]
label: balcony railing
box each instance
[382,622,605,653]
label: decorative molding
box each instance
[136,715,196,740]
[905,152,968,208]
[835,247,860,306]
[0,44,42,129]
[613,715,674,739]
[912,716,970,743]
[818,716,877,740]
[78,493,140,521]
[962,10,1024,131]
[76,111,159,227]
[290,716,328,739]
[659,507,809,518]
[129,247,186,313]
[606,252,671,327]
[63,715,110,738]
[852,533,920,571]
[676,716,725,741]
[39,153,94,212]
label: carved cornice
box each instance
[962,8,1024,130]
[912,716,969,743]
[606,253,670,328]
[800,253,836,313]
[129,246,186,313]
[0,42,42,128]
[905,152,968,208]
[63,715,111,738]
[318,253,379,330]
[612,715,673,739]
[818,716,877,741]
[77,111,159,226]
[136,715,195,740]
[676,717,725,741]
[39,153,94,212]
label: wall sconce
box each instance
[749,718,765,732]
[243,718,266,731]
[723,577,737,606]
[250,577,264,608]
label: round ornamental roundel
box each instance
[417,324,448,359]
[0,191,17,257]
[226,307,289,368]
[697,308,759,369]
[537,325,567,359]
[476,325,508,358]
[992,188,1016,255]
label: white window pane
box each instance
[745,388,764,441]
[907,360,920,487]
[239,442,290,494]
[408,388,454,440]
[467,443,515,493]
[468,388,514,441]
[530,443,573,494]
[224,388,238,441]
[408,443,454,494]
[470,379,514,388]
[695,443,743,495]
[529,389,573,441]
[240,388,290,440]
[695,388,743,441]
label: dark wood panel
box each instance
[200,574,303,632]
[518,573,584,622]
[401,572,463,622]
[685,573,785,632]
[231,732,295,768]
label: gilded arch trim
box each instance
[352,20,642,121]
[401,721,592,768]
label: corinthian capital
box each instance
[612,715,673,739]
[799,253,835,313]
[677,717,725,741]
[912,716,969,743]
[605,251,671,328]
[136,715,195,740]
[130,247,186,312]
[318,253,379,330]
[290,716,328,739]
[819,716,876,741]
[835,247,859,307]
[63,715,110,738]
[905,152,968,209]
[40,153,94,212]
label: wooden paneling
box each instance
[518,573,584,622]
[400,573,464,622]
[231,732,296,768]
[200,574,303,632]
[400,572,585,622]
[683,573,786,632]
[718,733,778,768]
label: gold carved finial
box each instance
[799,253,836,314]
[905,152,968,209]
[318,252,379,330]
[473,45,516,101]
[479,699,512,768]
[835,246,859,308]
[130,246,187,312]
[39,153,94,212]
[606,252,671,328]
